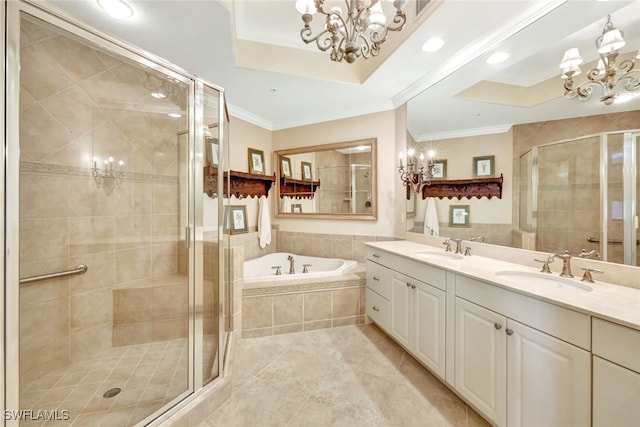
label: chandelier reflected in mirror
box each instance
[560,15,640,105]
[295,0,407,63]
[398,148,436,194]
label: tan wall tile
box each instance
[303,291,331,322]
[332,288,360,318]
[242,297,273,330]
[273,294,303,326]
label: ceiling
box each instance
[43,0,640,139]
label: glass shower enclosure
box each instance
[3,1,230,425]
[519,130,639,266]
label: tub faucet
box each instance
[287,255,295,274]
[580,249,600,259]
[553,250,573,278]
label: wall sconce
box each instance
[398,148,436,194]
[92,156,124,194]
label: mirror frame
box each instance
[274,138,377,220]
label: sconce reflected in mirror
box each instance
[92,156,124,194]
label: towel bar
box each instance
[19,264,88,285]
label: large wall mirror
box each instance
[405,0,640,267]
[274,138,377,220]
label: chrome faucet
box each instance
[534,254,556,273]
[453,236,463,254]
[443,238,452,252]
[553,250,573,278]
[287,255,295,274]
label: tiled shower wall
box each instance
[18,20,184,384]
[513,111,640,263]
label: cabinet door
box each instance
[506,319,590,427]
[593,356,640,427]
[455,297,507,427]
[413,279,446,379]
[390,272,411,348]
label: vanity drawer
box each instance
[367,248,395,266]
[366,261,391,299]
[593,318,640,373]
[367,248,445,291]
[366,287,389,331]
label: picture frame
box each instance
[431,159,447,180]
[301,161,313,181]
[416,0,430,17]
[291,204,302,213]
[248,148,265,175]
[224,205,248,234]
[449,205,470,227]
[473,155,495,178]
[206,137,219,167]
[280,156,292,178]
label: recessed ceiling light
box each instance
[486,52,509,64]
[97,0,134,20]
[168,113,182,118]
[422,38,444,52]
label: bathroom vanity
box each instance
[365,240,640,427]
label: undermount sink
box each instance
[495,271,593,292]
[414,251,464,261]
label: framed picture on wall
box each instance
[473,155,495,177]
[291,204,302,213]
[280,156,292,177]
[248,148,265,174]
[431,159,447,179]
[206,137,219,167]
[224,205,248,234]
[449,205,470,227]
[301,161,312,181]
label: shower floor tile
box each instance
[19,338,189,427]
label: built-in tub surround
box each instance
[243,252,357,282]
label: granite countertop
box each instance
[365,240,640,331]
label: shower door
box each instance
[6,6,201,426]
[604,132,639,266]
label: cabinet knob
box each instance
[494,323,502,330]
[506,328,514,336]
[373,276,380,281]
[373,253,380,258]
[406,282,411,287]
[411,284,416,289]
[372,306,380,312]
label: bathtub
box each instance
[243,253,357,283]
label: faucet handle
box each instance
[534,257,554,274]
[464,247,472,256]
[443,238,452,252]
[580,267,604,283]
[302,263,312,273]
[271,266,282,275]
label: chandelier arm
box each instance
[300,26,335,52]
[356,32,373,59]
[388,11,407,32]
[619,73,640,92]
[618,58,636,74]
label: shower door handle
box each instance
[185,226,190,248]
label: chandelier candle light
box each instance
[92,156,124,194]
[398,148,437,194]
[560,15,640,105]
[296,0,407,63]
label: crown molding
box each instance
[416,124,513,141]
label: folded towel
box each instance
[258,196,271,248]
[424,197,440,236]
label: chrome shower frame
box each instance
[2,1,230,425]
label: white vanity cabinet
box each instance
[455,275,591,427]
[367,248,446,379]
[592,318,640,427]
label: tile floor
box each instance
[198,324,490,427]
[19,337,202,427]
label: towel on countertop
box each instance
[258,195,271,248]
[423,197,440,236]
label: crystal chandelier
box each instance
[560,15,640,105]
[398,148,436,194]
[295,0,407,64]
